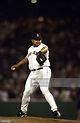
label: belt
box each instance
[31,67,43,71]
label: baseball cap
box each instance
[32,33,42,40]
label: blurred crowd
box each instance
[0,17,80,102]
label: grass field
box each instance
[0,116,80,123]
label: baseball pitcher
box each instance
[11,33,61,118]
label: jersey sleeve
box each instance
[41,43,48,49]
[26,54,28,58]
[43,43,48,48]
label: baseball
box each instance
[12,67,15,70]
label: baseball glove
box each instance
[36,51,47,66]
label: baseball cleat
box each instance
[17,110,27,117]
[53,110,61,118]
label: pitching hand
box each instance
[11,64,18,71]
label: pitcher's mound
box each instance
[0,116,80,123]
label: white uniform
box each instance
[21,43,58,113]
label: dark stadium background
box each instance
[0,0,80,19]
[0,0,80,119]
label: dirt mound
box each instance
[0,116,80,123]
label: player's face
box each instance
[32,39,42,47]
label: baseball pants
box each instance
[21,67,58,113]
